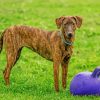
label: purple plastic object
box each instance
[70,67,100,95]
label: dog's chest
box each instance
[61,46,73,61]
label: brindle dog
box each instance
[0,16,82,92]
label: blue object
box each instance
[70,67,100,95]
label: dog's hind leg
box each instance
[3,48,22,85]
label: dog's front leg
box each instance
[51,41,61,92]
[61,58,70,89]
[53,61,60,92]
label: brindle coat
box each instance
[0,16,82,92]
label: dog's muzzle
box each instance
[67,33,73,39]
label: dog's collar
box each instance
[64,40,73,46]
[58,31,73,46]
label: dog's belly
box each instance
[22,39,53,61]
[32,41,53,61]
[36,49,53,61]
[22,36,53,61]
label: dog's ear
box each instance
[55,16,65,29]
[72,16,82,28]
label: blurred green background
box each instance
[0,0,100,99]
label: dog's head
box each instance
[55,16,82,45]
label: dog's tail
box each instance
[0,31,4,53]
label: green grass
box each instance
[0,0,100,99]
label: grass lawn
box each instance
[0,0,100,99]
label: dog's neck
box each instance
[58,30,73,46]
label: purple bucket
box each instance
[70,67,100,95]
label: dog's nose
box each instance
[68,33,73,38]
